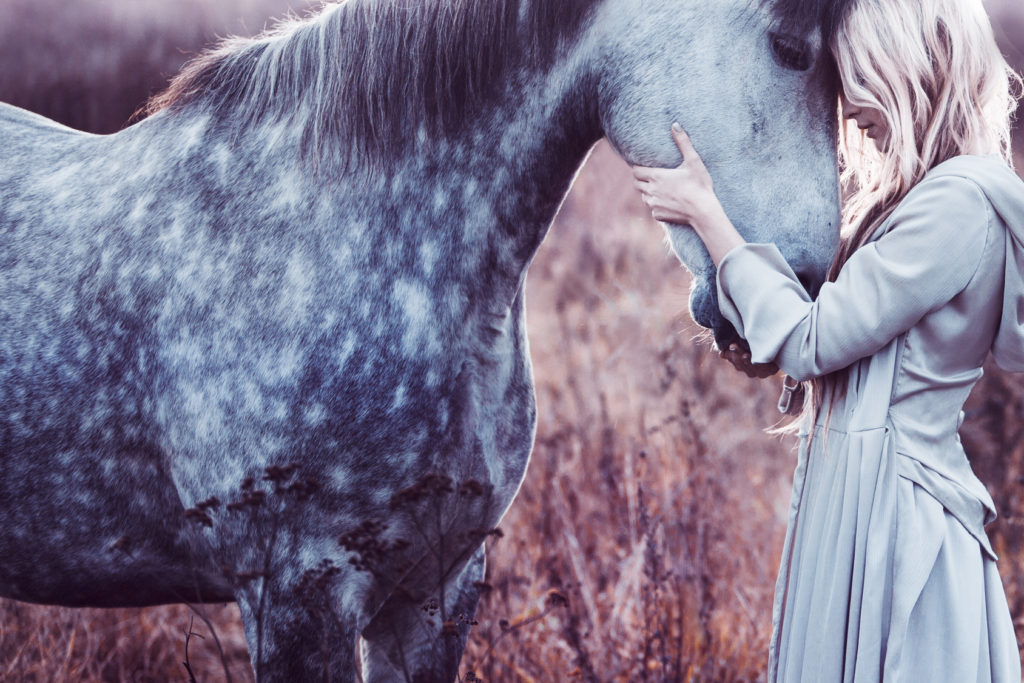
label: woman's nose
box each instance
[841,100,858,120]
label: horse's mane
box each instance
[147,0,596,166]
[148,0,851,167]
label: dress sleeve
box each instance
[716,175,993,381]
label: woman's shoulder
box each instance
[912,154,1007,198]
[908,154,1024,236]
[914,154,1020,202]
[873,158,998,266]
[890,159,994,230]
[928,153,1010,174]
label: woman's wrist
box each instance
[693,201,745,266]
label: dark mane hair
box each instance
[765,0,857,45]
[148,0,852,167]
[147,0,596,166]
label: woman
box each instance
[633,0,1024,680]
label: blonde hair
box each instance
[832,0,1020,266]
[799,0,1022,429]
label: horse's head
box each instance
[594,0,842,347]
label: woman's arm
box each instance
[716,177,991,380]
[633,124,776,378]
[634,125,776,377]
[633,126,993,382]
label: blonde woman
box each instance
[633,0,1024,679]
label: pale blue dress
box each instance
[717,155,1024,682]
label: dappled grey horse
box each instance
[0,0,844,679]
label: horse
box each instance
[0,0,845,679]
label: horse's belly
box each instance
[0,352,227,606]
[0,433,234,607]
[0,549,234,608]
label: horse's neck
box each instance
[131,9,603,315]
[398,50,601,311]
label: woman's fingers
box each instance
[719,346,779,379]
[671,123,702,168]
[632,165,655,182]
[632,166,668,185]
[634,123,700,173]
[633,181,654,206]
[630,124,716,225]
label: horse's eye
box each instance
[770,32,813,71]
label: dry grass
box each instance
[0,602,252,682]
[0,0,316,134]
[458,145,793,681]
[0,1,1023,681]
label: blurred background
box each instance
[0,1,1022,680]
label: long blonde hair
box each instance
[799,0,1022,428]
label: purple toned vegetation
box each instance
[0,1,1021,680]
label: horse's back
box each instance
[0,103,100,218]
[0,101,90,137]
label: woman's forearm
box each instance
[692,200,746,267]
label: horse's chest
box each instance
[362,298,537,508]
[347,306,537,499]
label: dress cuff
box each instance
[716,243,809,363]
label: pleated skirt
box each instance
[768,425,1021,682]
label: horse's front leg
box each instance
[233,564,374,682]
[359,545,486,683]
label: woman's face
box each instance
[840,92,889,145]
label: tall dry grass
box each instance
[458,145,794,681]
[0,1,1023,681]
[0,0,315,134]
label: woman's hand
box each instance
[635,126,777,379]
[632,124,745,266]
[719,344,780,379]
[632,124,718,226]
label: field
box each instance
[1,1,1023,681]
